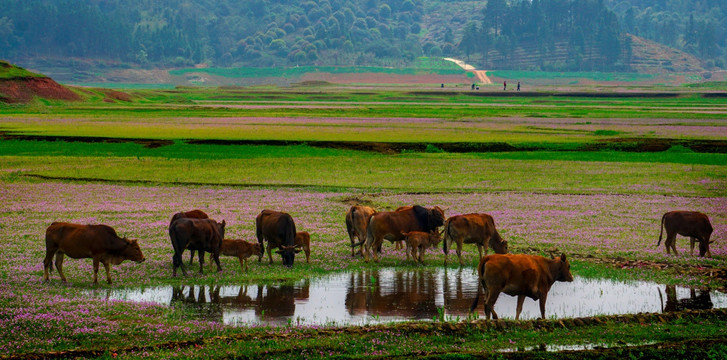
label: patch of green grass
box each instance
[0,60,46,79]
[489,70,656,82]
[169,64,466,79]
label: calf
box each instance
[401,229,441,265]
[215,239,262,272]
[657,211,714,257]
[43,222,145,285]
[470,253,574,320]
[295,231,311,263]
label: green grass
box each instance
[489,70,656,82]
[0,60,46,79]
[168,63,467,79]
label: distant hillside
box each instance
[627,34,706,73]
[0,60,79,103]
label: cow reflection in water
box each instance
[170,282,310,322]
[345,270,439,319]
[660,284,713,312]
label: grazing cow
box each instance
[43,222,145,284]
[295,231,311,263]
[657,211,714,257]
[364,205,445,262]
[168,210,209,266]
[401,229,441,265]
[215,239,262,272]
[443,213,508,266]
[169,218,225,276]
[256,210,299,267]
[345,205,377,256]
[470,253,574,320]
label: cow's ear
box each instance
[560,253,567,262]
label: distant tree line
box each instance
[604,0,726,68]
[0,0,722,71]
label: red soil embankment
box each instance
[0,77,80,103]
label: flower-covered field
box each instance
[1,180,725,354]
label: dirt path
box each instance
[443,57,492,84]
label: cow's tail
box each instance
[256,215,264,257]
[469,256,488,313]
[656,213,667,247]
[442,218,452,254]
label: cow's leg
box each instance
[102,261,112,284]
[92,257,100,285]
[665,232,678,255]
[418,245,426,265]
[484,287,500,320]
[515,295,526,320]
[267,246,274,264]
[456,240,464,267]
[538,293,549,319]
[43,248,56,282]
[55,253,67,283]
[213,251,222,272]
[197,250,205,274]
[189,249,195,266]
[689,237,696,256]
[477,244,484,259]
[372,238,384,263]
[305,247,310,263]
[238,256,245,272]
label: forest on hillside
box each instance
[0,0,724,72]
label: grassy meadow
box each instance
[1,84,727,358]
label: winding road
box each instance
[443,58,492,84]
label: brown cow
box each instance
[401,229,441,265]
[43,222,145,284]
[169,218,225,276]
[168,209,209,266]
[470,253,574,320]
[256,210,299,267]
[214,239,262,272]
[443,213,508,266]
[295,231,311,263]
[657,211,714,257]
[345,205,377,257]
[364,205,445,262]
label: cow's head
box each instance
[276,245,301,268]
[555,253,574,282]
[698,239,714,258]
[428,229,442,246]
[493,238,508,254]
[121,238,145,263]
[429,206,445,229]
[252,242,264,260]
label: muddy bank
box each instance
[2,132,726,153]
[0,77,80,103]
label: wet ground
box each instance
[91,268,727,326]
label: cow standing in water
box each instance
[256,210,299,267]
[345,205,377,257]
[470,253,574,320]
[167,209,209,265]
[657,211,714,257]
[43,222,145,284]
[169,218,225,276]
[442,213,508,266]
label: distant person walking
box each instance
[517,81,520,91]
[503,81,507,91]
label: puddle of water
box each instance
[90,268,727,326]
[499,341,658,353]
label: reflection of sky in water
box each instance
[91,268,727,326]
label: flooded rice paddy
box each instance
[91,268,727,326]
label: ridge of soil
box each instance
[2,132,725,153]
[0,77,80,103]
[5,309,727,360]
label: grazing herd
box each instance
[42,205,716,320]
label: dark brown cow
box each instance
[657,211,714,257]
[401,229,441,265]
[295,231,311,263]
[470,253,574,320]
[443,213,508,266]
[43,222,145,284]
[256,210,299,267]
[364,205,445,262]
[169,218,225,276]
[345,205,377,257]
[215,239,262,272]
[168,209,209,265]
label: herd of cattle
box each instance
[42,206,714,319]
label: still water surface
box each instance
[92,268,727,326]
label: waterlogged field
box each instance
[1,86,727,358]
